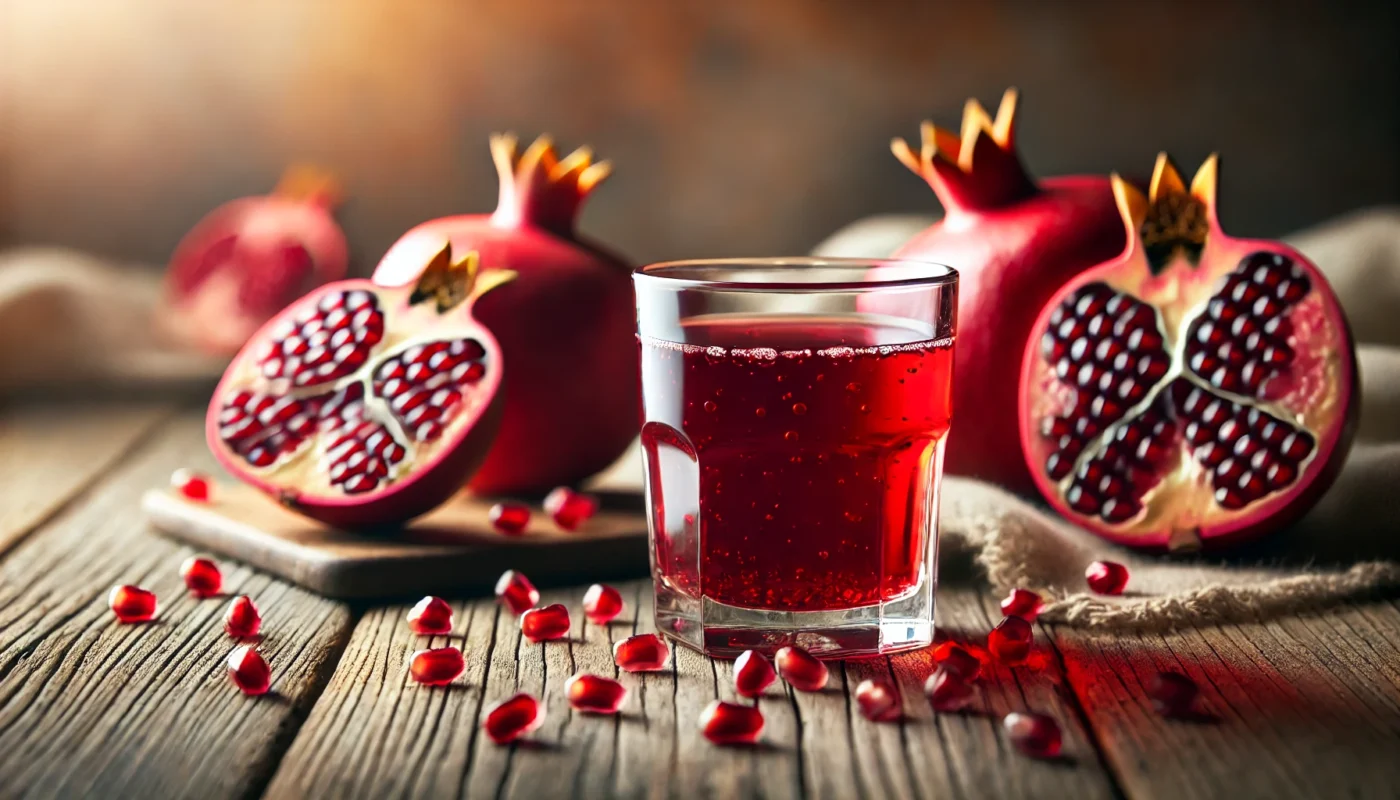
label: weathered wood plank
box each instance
[0,411,353,798]
[1053,599,1400,800]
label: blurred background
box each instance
[1,0,1397,271]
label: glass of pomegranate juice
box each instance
[634,258,957,658]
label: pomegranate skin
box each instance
[372,135,638,494]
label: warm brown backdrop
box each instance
[2,0,1396,271]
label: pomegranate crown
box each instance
[273,164,342,210]
[1111,153,1220,272]
[409,241,516,313]
[490,133,611,236]
[891,88,1037,213]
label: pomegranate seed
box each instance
[409,646,465,685]
[1086,560,1130,595]
[988,616,1033,665]
[224,595,262,639]
[180,556,223,597]
[1000,588,1043,620]
[924,668,974,713]
[483,692,543,744]
[699,699,764,745]
[227,645,270,695]
[171,468,213,502]
[495,570,540,615]
[565,673,628,714]
[488,502,531,535]
[582,583,624,625]
[406,596,454,635]
[733,650,777,698]
[932,641,981,681]
[775,646,828,692]
[520,603,570,642]
[855,679,901,722]
[1003,712,1063,759]
[543,487,597,531]
[109,585,157,623]
[613,633,670,672]
[1148,671,1200,717]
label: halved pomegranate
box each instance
[163,166,348,355]
[1019,155,1357,550]
[207,243,512,528]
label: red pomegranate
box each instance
[163,166,348,355]
[1019,154,1357,551]
[889,89,1125,492]
[371,135,637,494]
[207,243,513,528]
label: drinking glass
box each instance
[634,258,958,658]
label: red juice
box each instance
[641,315,953,613]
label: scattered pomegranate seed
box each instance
[699,699,764,745]
[180,556,223,597]
[931,641,981,681]
[488,502,531,535]
[987,616,1033,665]
[566,673,628,714]
[582,583,624,625]
[227,645,270,695]
[613,633,670,672]
[520,603,570,642]
[855,679,901,722]
[1085,560,1130,595]
[483,692,543,744]
[406,596,454,635]
[775,646,828,692]
[924,668,973,713]
[495,570,540,615]
[733,650,777,698]
[543,487,597,531]
[1003,712,1063,759]
[1148,671,1200,717]
[224,595,262,639]
[409,646,465,685]
[1000,588,1043,620]
[171,468,213,502]
[109,585,157,623]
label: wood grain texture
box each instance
[0,410,353,798]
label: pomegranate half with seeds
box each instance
[1019,155,1357,550]
[207,244,513,528]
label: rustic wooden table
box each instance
[2,403,1398,799]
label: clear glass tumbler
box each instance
[634,258,958,658]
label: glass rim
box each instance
[634,257,958,293]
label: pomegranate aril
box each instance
[172,469,213,502]
[988,616,1033,664]
[582,583,624,625]
[1004,712,1062,759]
[932,641,982,681]
[734,649,777,697]
[109,585,158,623]
[180,556,223,597]
[925,668,974,712]
[495,570,539,615]
[483,692,543,744]
[855,679,901,722]
[1148,670,1200,717]
[225,595,262,639]
[227,645,271,695]
[488,502,531,535]
[775,645,828,692]
[409,646,465,685]
[520,603,570,642]
[543,487,597,531]
[370,337,488,442]
[614,633,670,672]
[406,596,454,635]
[566,673,628,714]
[1086,560,1129,595]
[699,700,764,745]
[1000,588,1043,620]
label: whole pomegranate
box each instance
[1019,154,1357,551]
[163,166,348,355]
[889,89,1125,492]
[207,244,513,528]
[372,135,637,494]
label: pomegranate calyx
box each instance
[891,87,1037,214]
[273,164,342,210]
[409,244,516,314]
[489,133,611,237]
[1112,153,1219,273]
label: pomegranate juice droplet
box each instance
[406,596,454,635]
[775,646,828,692]
[224,595,262,639]
[109,585,157,623]
[520,604,570,642]
[582,584,624,625]
[613,633,670,672]
[409,647,465,685]
[566,674,628,714]
[699,700,764,745]
[180,556,223,597]
[733,650,777,698]
[495,570,540,615]
[227,645,271,695]
[484,692,543,744]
